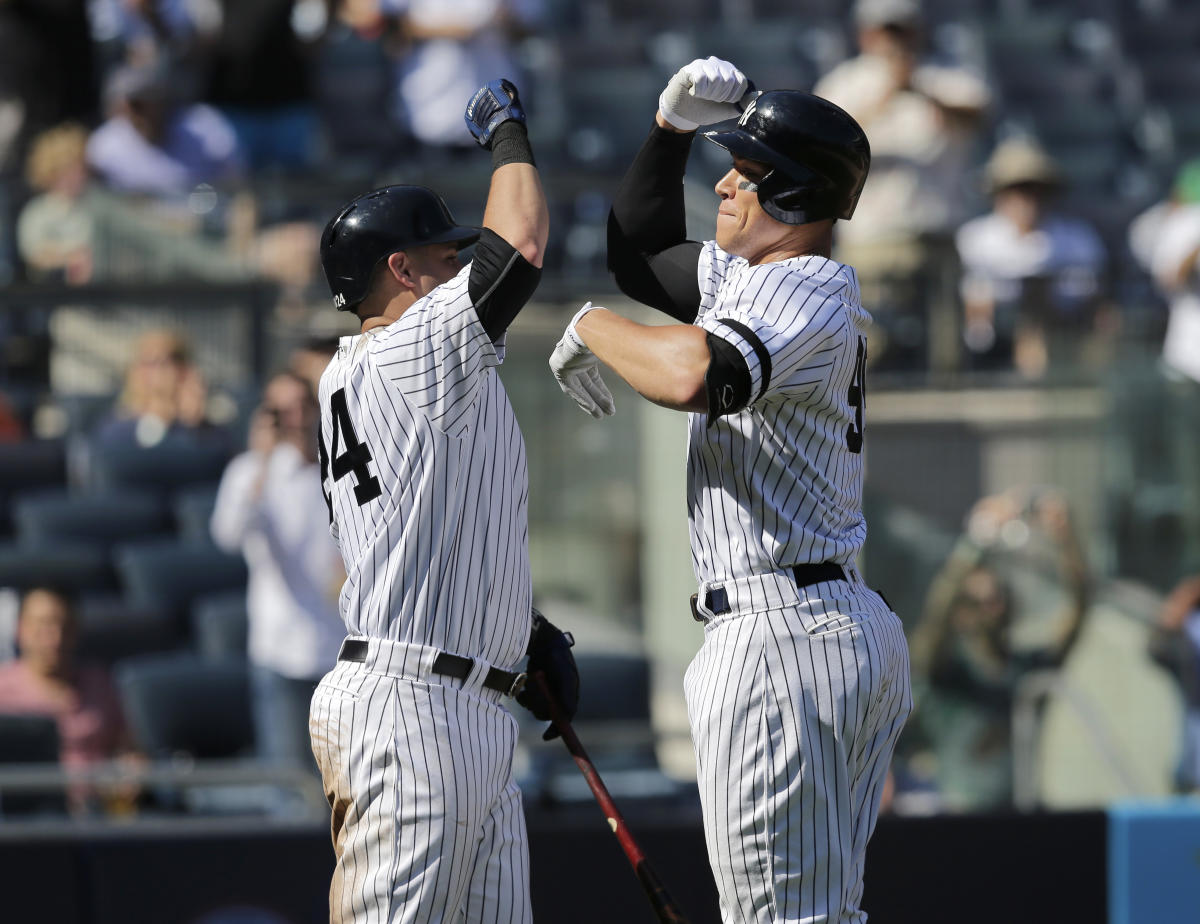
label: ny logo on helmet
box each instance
[738,98,758,127]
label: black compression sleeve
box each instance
[607,124,703,322]
[469,228,542,341]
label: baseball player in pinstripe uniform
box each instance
[309,79,579,923]
[549,58,912,923]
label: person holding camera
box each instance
[210,369,347,771]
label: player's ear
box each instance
[385,251,416,290]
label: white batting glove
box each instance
[658,56,751,132]
[549,303,615,419]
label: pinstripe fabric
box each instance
[690,245,868,583]
[310,261,533,921]
[681,243,911,922]
[318,264,531,670]
[309,640,530,923]
[684,574,911,924]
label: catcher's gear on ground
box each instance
[465,78,527,149]
[703,89,871,225]
[516,607,579,740]
[549,302,616,419]
[320,185,480,312]
[658,56,753,132]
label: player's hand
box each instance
[516,607,579,740]
[658,56,754,132]
[465,78,526,149]
[549,302,615,419]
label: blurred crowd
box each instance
[0,0,1198,820]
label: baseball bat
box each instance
[532,671,691,924]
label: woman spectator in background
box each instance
[0,587,136,814]
[93,328,229,450]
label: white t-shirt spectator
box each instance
[955,211,1106,318]
[1148,203,1200,383]
[211,442,346,679]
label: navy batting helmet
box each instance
[703,90,871,226]
[320,185,481,312]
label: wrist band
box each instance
[491,121,536,169]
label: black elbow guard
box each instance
[704,332,753,420]
[469,228,542,341]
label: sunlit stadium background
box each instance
[0,0,1198,921]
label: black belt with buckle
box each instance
[690,562,847,622]
[337,639,527,697]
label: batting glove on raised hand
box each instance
[549,302,615,419]
[465,78,526,149]
[516,607,579,740]
[659,56,753,131]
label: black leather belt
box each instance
[337,639,527,697]
[691,562,847,622]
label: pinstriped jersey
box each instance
[317,263,531,670]
[689,243,870,583]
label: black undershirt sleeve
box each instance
[468,228,542,341]
[607,124,703,322]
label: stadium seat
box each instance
[191,590,248,660]
[520,651,684,805]
[116,653,254,760]
[172,484,220,544]
[87,441,231,497]
[0,440,68,537]
[114,540,247,628]
[0,714,66,816]
[75,595,181,666]
[12,489,170,548]
[0,544,115,594]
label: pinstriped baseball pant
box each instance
[684,569,912,924]
[309,639,531,923]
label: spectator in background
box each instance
[909,489,1089,811]
[93,328,229,449]
[16,124,97,284]
[814,0,990,371]
[200,0,320,171]
[955,138,1111,379]
[314,0,405,173]
[0,0,96,176]
[0,587,135,813]
[87,63,243,200]
[210,370,345,771]
[391,0,542,156]
[1131,158,1200,386]
[1149,574,1200,792]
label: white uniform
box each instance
[683,244,912,923]
[308,263,532,923]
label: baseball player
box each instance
[549,58,912,922]
[309,79,579,923]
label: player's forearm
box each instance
[575,309,709,412]
[608,121,693,259]
[482,162,548,268]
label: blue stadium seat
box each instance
[0,714,66,816]
[172,484,221,545]
[520,651,684,805]
[0,440,68,537]
[115,652,254,759]
[114,540,247,628]
[191,590,248,660]
[0,543,115,594]
[87,441,231,497]
[12,489,170,548]
[75,594,181,666]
